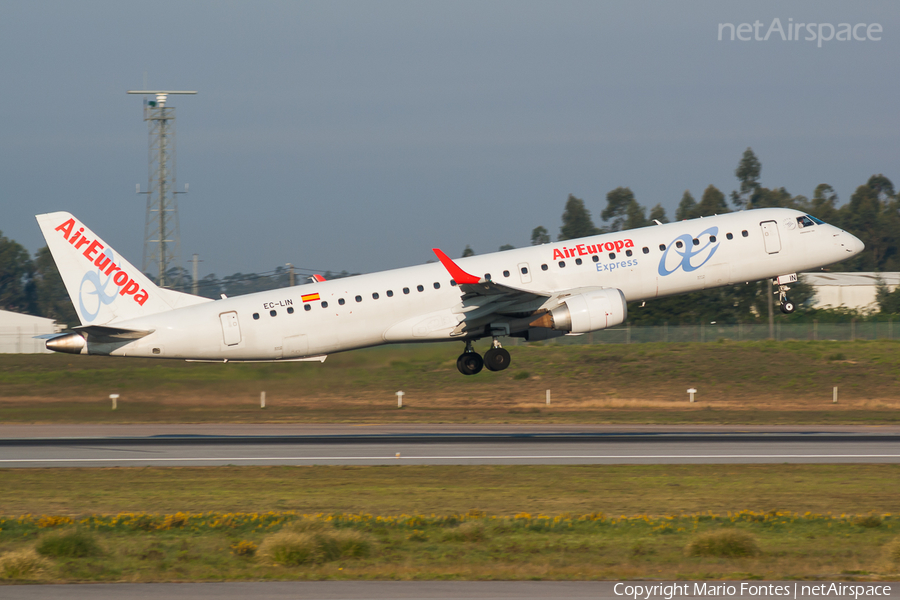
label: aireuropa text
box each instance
[718,18,882,47]
[613,582,892,600]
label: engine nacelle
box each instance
[534,288,627,333]
[45,332,87,354]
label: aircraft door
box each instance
[518,263,532,284]
[219,311,242,346]
[760,221,781,254]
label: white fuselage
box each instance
[93,208,863,360]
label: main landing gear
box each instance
[456,339,511,375]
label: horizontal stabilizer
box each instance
[74,325,154,339]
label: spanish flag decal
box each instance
[301,293,320,303]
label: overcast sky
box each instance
[2,1,898,278]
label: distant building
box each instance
[800,272,900,313]
[0,310,63,354]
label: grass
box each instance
[1,464,899,518]
[685,530,760,557]
[2,511,900,582]
[3,340,900,424]
[36,529,101,558]
[2,464,900,581]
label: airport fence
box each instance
[553,320,900,345]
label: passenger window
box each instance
[659,244,666,251]
[321,301,328,308]
[558,261,566,268]
[403,287,410,294]
[355,295,362,302]
[692,239,699,246]
[521,266,528,274]
[417,285,424,292]
[372,292,379,300]
[483,274,491,280]
[253,313,259,320]
[338,298,345,305]
[710,235,717,243]
[625,249,633,257]
[387,290,394,297]
[608,253,616,259]
[287,307,294,314]
[592,255,599,262]
[575,258,582,265]
[270,310,277,317]
[503,270,510,277]
[541,264,548,271]
[742,230,749,237]
[433,282,440,289]
[642,247,649,254]
[675,241,683,249]
[450,280,457,286]
[726,233,734,240]
[304,304,311,311]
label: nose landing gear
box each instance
[774,274,798,314]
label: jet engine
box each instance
[530,287,627,333]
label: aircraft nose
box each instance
[841,231,865,255]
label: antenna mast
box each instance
[127,90,196,287]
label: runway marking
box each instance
[2,454,900,463]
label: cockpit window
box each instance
[797,215,816,228]
[807,214,825,225]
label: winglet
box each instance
[432,248,480,284]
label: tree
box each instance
[31,246,78,325]
[804,184,839,224]
[730,147,762,208]
[675,190,697,221]
[624,199,648,230]
[695,185,730,217]
[876,276,900,314]
[530,226,551,245]
[0,231,34,313]
[498,244,515,251]
[751,186,796,209]
[867,174,895,200]
[559,194,600,240]
[648,204,669,224]
[461,245,475,258]
[601,187,642,232]
[835,179,900,271]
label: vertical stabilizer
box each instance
[35,211,208,325]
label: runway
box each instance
[1,581,898,600]
[2,424,899,467]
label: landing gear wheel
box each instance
[780,299,795,314]
[484,347,511,372]
[457,352,484,375]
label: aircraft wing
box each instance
[432,249,551,335]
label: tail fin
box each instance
[36,211,210,326]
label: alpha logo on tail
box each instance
[54,217,151,311]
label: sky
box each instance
[2,1,898,279]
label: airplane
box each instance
[37,208,863,375]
